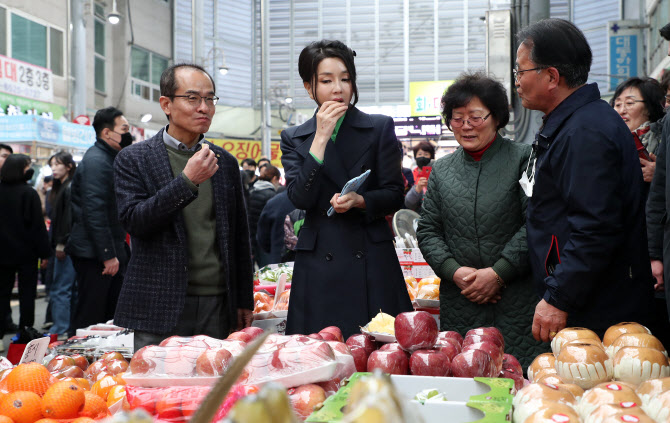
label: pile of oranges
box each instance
[0,359,117,423]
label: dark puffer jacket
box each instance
[247,180,277,241]
[417,135,548,369]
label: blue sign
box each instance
[0,115,95,149]
[609,34,637,91]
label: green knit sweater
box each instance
[165,144,225,296]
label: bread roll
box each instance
[556,343,613,390]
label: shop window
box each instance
[95,56,105,93]
[131,46,168,103]
[49,28,63,77]
[8,12,64,77]
[94,14,105,93]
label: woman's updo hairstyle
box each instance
[298,40,359,106]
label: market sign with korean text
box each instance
[209,138,283,168]
[608,20,643,92]
[0,55,54,103]
[0,91,65,120]
[409,80,453,117]
[0,115,95,149]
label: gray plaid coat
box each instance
[112,128,253,334]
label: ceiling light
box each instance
[218,66,229,75]
[107,0,121,24]
[284,97,293,104]
[140,113,152,123]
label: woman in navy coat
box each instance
[280,40,413,338]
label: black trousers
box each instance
[71,256,124,331]
[0,262,39,334]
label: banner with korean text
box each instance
[209,138,283,168]
[0,55,54,103]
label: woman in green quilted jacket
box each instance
[416,72,548,370]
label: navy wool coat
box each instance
[113,129,254,334]
[280,106,413,338]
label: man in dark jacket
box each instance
[248,165,280,267]
[67,107,131,331]
[257,190,295,264]
[646,23,670,322]
[113,63,253,351]
[517,19,655,342]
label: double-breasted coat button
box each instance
[325,253,333,261]
[355,251,364,259]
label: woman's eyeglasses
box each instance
[450,113,491,128]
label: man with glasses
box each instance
[516,19,655,343]
[113,63,254,350]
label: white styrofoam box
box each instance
[389,375,514,404]
[251,317,287,335]
[406,400,486,423]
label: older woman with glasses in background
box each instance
[417,72,548,369]
[610,77,665,186]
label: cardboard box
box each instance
[307,373,514,423]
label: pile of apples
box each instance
[345,311,524,389]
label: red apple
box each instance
[47,355,76,372]
[106,359,130,375]
[85,360,108,379]
[316,379,341,397]
[395,311,438,352]
[319,332,340,342]
[451,349,496,378]
[465,327,504,348]
[438,331,464,347]
[379,343,411,358]
[502,353,523,375]
[102,351,126,363]
[70,354,89,372]
[349,346,369,372]
[463,334,504,351]
[227,331,252,343]
[367,350,409,375]
[195,348,234,376]
[409,349,451,376]
[129,346,159,375]
[319,326,344,343]
[434,340,460,362]
[346,334,377,357]
[308,333,324,340]
[241,326,265,341]
[463,341,503,373]
[288,384,327,420]
[219,339,247,356]
[54,365,85,379]
[500,367,525,391]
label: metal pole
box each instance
[71,0,87,117]
[260,0,272,158]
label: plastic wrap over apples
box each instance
[239,335,340,388]
[394,311,438,352]
[158,335,247,355]
[125,384,258,422]
[324,341,357,381]
[450,349,497,378]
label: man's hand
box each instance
[237,308,253,330]
[102,257,119,276]
[460,268,502,304]
[452,267,476,291]
[414,177,428,193]
[532,299,568,342]
[651,260,664,292]
[183,144,218,185]
[641,154,657,183]
[330,192,365,214]
[55,250,66,261]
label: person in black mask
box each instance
[66,107,130,331]
[405,141,435,211]
[0,154,51,346]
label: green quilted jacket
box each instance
[416,135,548,369]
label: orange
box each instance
[106,385,128,410]
[79,391,109,419]
[0,391,43,423]
[90,375,117,401]
[0,416,13,423]
[72,418,96,423]
[41,380,85,419]
[34,420,59,423]
[75,378,90,391]
[5,363,52,396]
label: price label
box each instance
[19,337,51,364]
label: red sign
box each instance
[73,115,91,125]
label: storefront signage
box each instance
[209,138,283,168]
[0,115,95,149]
[394,116,445,138]
[0,55,54,103]
[608,21,643,92]
[0,92,65,120]
[409,80,453,117]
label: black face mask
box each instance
[416,157,431,168]
[119,132,133,149]
[24,168,34,182]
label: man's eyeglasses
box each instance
[513,66,545,82]
[450,112,491,128]
[613,100,644,110]
[171,94,219,106]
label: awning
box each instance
[0,115,95,149]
